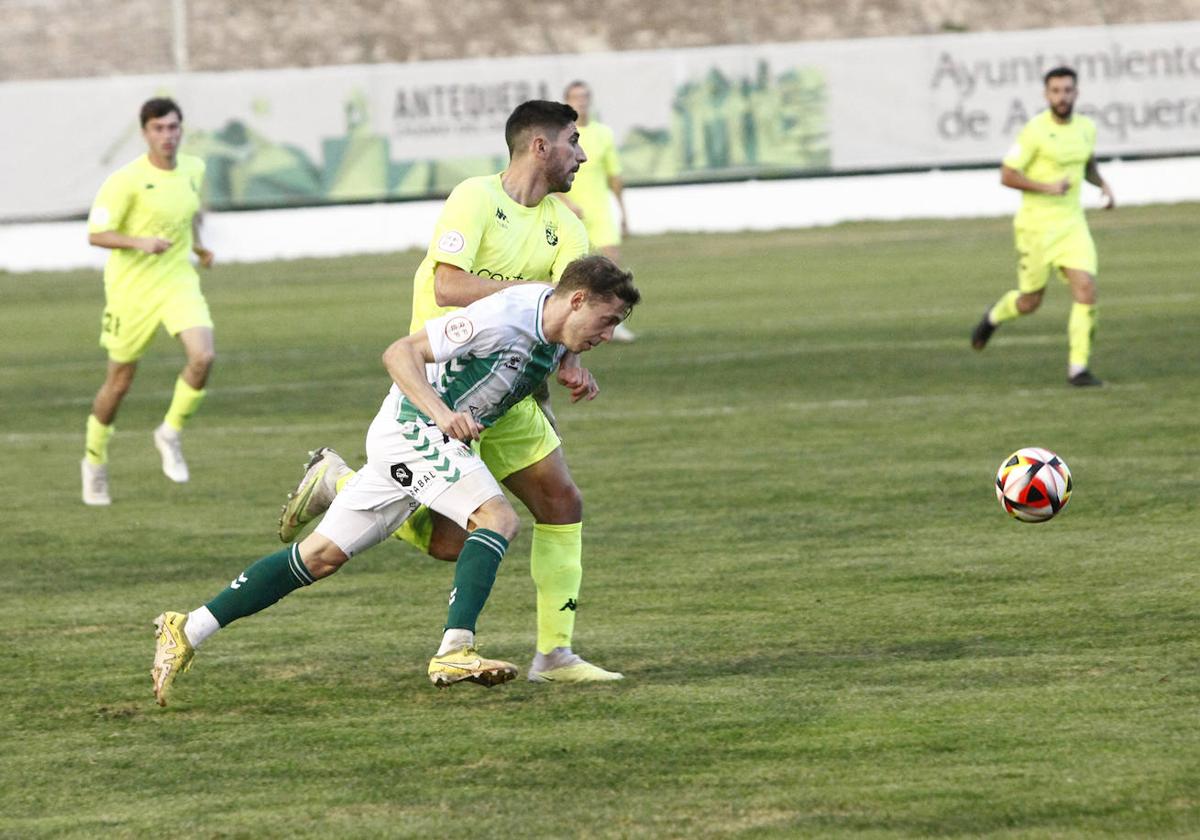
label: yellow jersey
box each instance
[410,174,589,332]
[1002,110,1096,227]
[569,121,622,219]
[87,153,205,295]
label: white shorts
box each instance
[315,495,419,559]
[337,390,503,529]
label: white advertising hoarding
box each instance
[1,21,1198,220]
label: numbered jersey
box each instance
[409,174,588,333]
[393,284,565,428]
[87,153,205,295]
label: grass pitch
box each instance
[2,205,1198,837]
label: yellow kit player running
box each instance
[280,101,626,683]
[82,97,216,505]
[559,80,635,342]
[971,66,1114,387]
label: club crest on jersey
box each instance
[390,463,414,486]
[545,223,558,246]
[444,316,474,344]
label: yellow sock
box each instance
[531,522,583,654]
[85,414,114,466]
[1068,302,1096,370]
[163,376,206,432]
[988,289,1022,325]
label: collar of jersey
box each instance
[535,287,552,344]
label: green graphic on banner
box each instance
[621,61,830,181]
[181,62,826,210]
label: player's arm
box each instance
[88,230,173,254]
[192,213,215,267]
[433,262,542,308]
[1000,165,1068,196]
[382,331,482,442]
[556,352,599,403]
[1084,155,1115,209]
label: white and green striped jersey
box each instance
[392,284,565,428]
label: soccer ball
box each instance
[995,447,1072,523]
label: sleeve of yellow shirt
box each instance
[87,168,134,234]
[425,179,488,273]
[550,205,590,281]
[1002,121,1038,171]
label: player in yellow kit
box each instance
[280,101,626,683]
[971,67,1114,386]
[82,97,216,505]
[558,80,636,342]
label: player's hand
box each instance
[194,247,215,268]
[1100,183,1115,210]
[438,410,483,442]
[557,365,599,403]
[139,237,172,254]
[1046,177,1070,196]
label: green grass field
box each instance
[2,205,1198,837]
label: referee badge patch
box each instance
[444,316,474,344]
[438,230,465,254]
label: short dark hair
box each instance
[1044,66,1077,86]
[554,255,641,315]
[504,100,577,156]
[140,97,182,127]
[563,80,589,99]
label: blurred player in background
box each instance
[279,100,627,683]
[971,67,1114,386]
[558,80,636,343]
[82,97,216,505]
[151,257,641,706]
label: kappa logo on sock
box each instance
[230,573,248,590]
[559,598,578,612]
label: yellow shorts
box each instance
[1015,219,1097,294]
[477,395,561,481]
[100,280,213,363]
[582,205,621,251]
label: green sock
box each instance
[530,522,583,654]
[444,529,509,632]
[1068,302,1096,369]
[85,414,114,466]
[205,544,314,627]
[988,289,1022,325]
[164,376,206,432]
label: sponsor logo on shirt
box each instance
[495,207,508,227]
